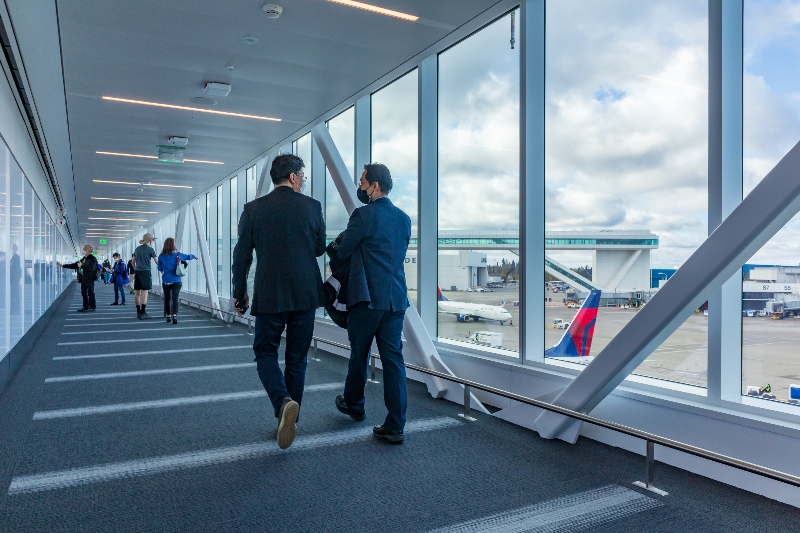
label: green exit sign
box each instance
[99,239,107,244]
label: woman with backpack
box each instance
[157,237,196,324]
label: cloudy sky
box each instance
[317,0,800,269]
[744,0,800,265]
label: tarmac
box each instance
[411,287,800,406]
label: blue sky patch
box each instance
[594,85,626,102]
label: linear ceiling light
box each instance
[95,151,223,165]
[327,0,418,21]
[102,96,281,122]
[88,217,149,222]
[91,197,172,204]
[89,209,158,214]
[93,179,192,189]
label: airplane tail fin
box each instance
[545,290,601,358]
[437,286,449,302]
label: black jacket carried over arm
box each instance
[323,234,350,328]
[231,186,326,315]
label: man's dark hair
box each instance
[270,154,305,185]
[364,163,392,194]
[113,253,120,258]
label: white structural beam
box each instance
[354,95,371,185]
[255,154,274,199]
[544,254,600,292]
[191,199,222,319]
[534,141,800,442]
[603,250,642,291]
[174,205,189,250]
[708,0,743,405]
[520,0,546,364]
[417,55,438,336]
[311,123,488,413]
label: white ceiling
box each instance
[54,0,504,247]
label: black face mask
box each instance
[357,186,371,204]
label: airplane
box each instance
[545,290,602,358]
[438,287,514,325]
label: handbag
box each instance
[175,259,187,277]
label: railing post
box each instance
[368,354,380,384]
[633,440,668,496]
[310,339,321,362]
[458,385,477,422]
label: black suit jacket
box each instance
[232,186,326,315]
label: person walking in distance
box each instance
[57,244,100,313]
[157,237,196,324]
[127,254,135,294]
[102,258,112,284]
[111,253,128,306]
[232,154,326,450]
[334,163,411,444]
[133,233,158,319]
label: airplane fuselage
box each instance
[438,301,513,323]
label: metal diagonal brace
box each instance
[191,199,223,320]
[311,124,488,413]
[535,141,800,442]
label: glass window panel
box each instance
[741,0,800,405]
[10,161,23,345]
[294,133,312,197]
[229,177,238,299]
[326,107,355,241]
[0,144,9,358]
[372,70,418,307]
[246,165,257,202]
[544,0,708,386]
[438,11,520,356]
[217,185,223,295]
[24,179,33,331]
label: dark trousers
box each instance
[344,305,407,431]
[163,282,182,316]
[253,310,316,417]
[81,282,96,310]
[114,283,126,304]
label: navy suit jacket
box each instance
[337,197,411,312]
[232,186,326,315]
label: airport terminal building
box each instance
[1,1,800,530]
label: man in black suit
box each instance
[232,154,325,450]
[334,163,411,443]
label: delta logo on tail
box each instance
[545,290,602,358]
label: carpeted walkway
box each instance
[0,283,798,532]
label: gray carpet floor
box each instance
[0,283,798,532]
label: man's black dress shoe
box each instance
[373,425,404,443]
[335,395,366,421]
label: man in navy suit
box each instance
[232,154,326,450]
[334,163,411,443]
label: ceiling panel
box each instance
[57,0,502,245]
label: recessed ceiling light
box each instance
[88,217,149,222]
[89,209,159,214]
[103,96,280,122]
[93,180,192,189]
[91,197,172,204]
[95,151,224,165]
[327,0,418,21]
[189,96,217,106]
[241,36,259,45]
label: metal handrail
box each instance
[308,336,800,490]
[153,289,800,490]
